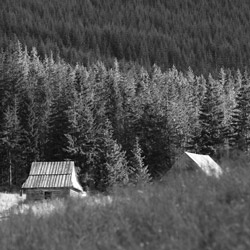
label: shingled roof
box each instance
[22,161,84,192]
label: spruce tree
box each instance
[229,73,250,151]
[102,119,129,190]
[21,90,40,165]
[46,93,71,161]
[66,87,101,189]
[0,100,23,188]
[197,75,224,156]
[130,137,151,185]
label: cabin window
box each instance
[44,191,52,200]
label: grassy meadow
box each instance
[0,193,26,217]
[0,155,250,250]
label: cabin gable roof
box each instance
[22,161,83,192]
[174,152,223,178]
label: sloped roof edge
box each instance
[185,152,223,177]
[71,163,84,193]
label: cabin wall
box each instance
[24,189,70,201]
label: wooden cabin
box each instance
[22,161,85,201]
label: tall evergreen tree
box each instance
[130,137,151,185]
[229,73,250,151]
[197,75,224,156]
[46,92,71,161]
[66,78,102,189]
[100,119,129,191]
[0,99,23,188]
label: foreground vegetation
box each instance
[0,156,249,250]
[0,193,25,217]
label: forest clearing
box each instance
[0,192,25,219]
[0,192,111,220]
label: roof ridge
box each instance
[32,161,73,163]
[29,173,72,175]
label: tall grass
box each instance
[0,157,250,250]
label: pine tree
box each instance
[183,91,200,153]
[46,92,71,161]
[135,103,171,176]
[21,89,40,166]
[66,83,101,189]
[229,73,250,151]
[102,119,129,190]
[130,137,151,185]
[104,59,124,142]
[0,99,23,188]
[197,75,224,156]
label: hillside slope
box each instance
[1,0,250,74]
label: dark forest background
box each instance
[1,0,250,75]
[1,0,250,191]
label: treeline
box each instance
[1,41,250,191]
[1,0,250,75]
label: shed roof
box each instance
[175,152,223,178]
[22,161,84,192]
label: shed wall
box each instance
[174,154,198,171]
[25,188,70,201]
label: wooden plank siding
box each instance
[25,189,70,201]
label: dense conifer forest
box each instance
[1,41,250,190]
[1,1,250,191]
[1,0,250,75]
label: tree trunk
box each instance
[9,150,12,190]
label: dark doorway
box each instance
[44,191,52,199]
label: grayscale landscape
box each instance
[1,0,250,249]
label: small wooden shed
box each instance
[22,161,85,201]
[173,152,223,178]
